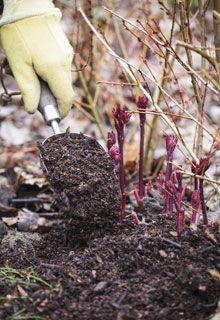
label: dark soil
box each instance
[0,214,220,320]
[0,134,219,320]
[39,132,121,244]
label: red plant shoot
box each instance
[192,158,210,225]
[176,165,183,193]
[131,211,146,226]
[158,169,164,195]
[164,135,178,214]
[107,131,116,151]
[137,96,148,199]
[107,131,120,171]
[113,104,131,222]
[132,184,141,203]
[191,189,201,225]
[165,135,178,181]
[166,180,187,237]
[144,179,153,196]
[108,145,121,169]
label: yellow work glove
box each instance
[0,5,74,119]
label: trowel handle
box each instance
[38,80,61,135]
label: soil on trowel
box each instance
[39,131,121,243]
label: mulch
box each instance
[0,214,219,320]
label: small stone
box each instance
[190,223,198,232]
[92,270,96,278]
[94,281,108,292]
[169,231,178,237]
[69,251,75,257]
[159,250,167,258]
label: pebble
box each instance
[94,281,108,292]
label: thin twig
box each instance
[103,6,219,96]
[78,7,220,194]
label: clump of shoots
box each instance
[137,96,148,199]
[191,158,210,225]
[191,189,201,225]
[166,180,187,237]
[164,135,178,214]
[131,180,152,206]
[112,104,131,222]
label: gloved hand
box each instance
[0,1,74,119]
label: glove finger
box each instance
[9,63,40,114]
[0,23,40,114]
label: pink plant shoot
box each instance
[166,180,187,237]
[191,189,200,225]
[144,179,153,196]
[108,145,121,169]
[176,165,183,193]
[132,184,141,203]
[158,169,164,195]
[131,211,146,226]
[168,172,176,215]
[165,135,178,182]
[137,96,148,199]
[164,135,178,214]
[192,158,210,225]
[112,104,131,222]
[191,161,198,190]
[107,131,116,151]
[131,211,140,226]
[113,104,131,129]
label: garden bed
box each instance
[0,200,219,320]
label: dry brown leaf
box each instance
[2,216,18,226]
[208,269,220,279]
[204,229,218,245]
[95,254,103,264]
[124,140,139,164]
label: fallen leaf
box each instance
[95,254,103,264]
[204,229,218,245]
[2,216,18,226]
[208,269,220,279]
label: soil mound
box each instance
[39,131,121,242]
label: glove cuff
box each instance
[0,0,61,26]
